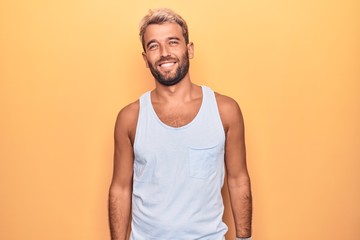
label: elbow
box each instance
[227,174,251,189]
[108,182,132,200]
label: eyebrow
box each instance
[168,37,180,41]
[146,40,157,49]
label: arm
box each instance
[108,102,139,240]
[217,94,252,238]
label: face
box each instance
[142,23,194,86]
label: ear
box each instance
[142,52,149,68]
[187,42,194,59]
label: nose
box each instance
[160,45,170,57]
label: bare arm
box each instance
[108,102,139,240]
[217,94,252,238]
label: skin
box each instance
[108,22,252,240]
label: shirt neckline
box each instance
[148,86,205,131]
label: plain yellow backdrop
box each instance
[1,0,359,239]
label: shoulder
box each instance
[114,100,139,140]
[214,92,244,132]
[120,99,139,115]
[214,92,241,112]
[116,100,139,123]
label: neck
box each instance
[152,74,197,103]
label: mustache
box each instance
[155,56,178,66]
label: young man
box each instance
[109,8,252,240]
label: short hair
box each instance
[139,8,189,51]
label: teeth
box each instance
[160,62,175,68]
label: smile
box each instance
[159,62,176,68]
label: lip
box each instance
[157,60,177,67]
[156,61,178,72]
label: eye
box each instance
[169,40,179,46]
[148,43,159,50]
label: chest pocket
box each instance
[188,144,222,179]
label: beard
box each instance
[147,51,190,86]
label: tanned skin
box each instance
[108,22,252,239]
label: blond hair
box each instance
[139,8,189,51]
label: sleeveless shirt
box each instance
[130,86,228,240]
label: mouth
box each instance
[157,59,178,70]
[159,62,176,68]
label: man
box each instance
[108,8,252,240]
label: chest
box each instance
[152,100,202,128]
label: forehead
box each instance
[143,22,184,43]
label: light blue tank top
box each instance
[131,86,228,240]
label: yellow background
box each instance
[1,0,359,239]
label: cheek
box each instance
[147,53,160,63]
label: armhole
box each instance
[207,88,226,138]
[133,92,148,151]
